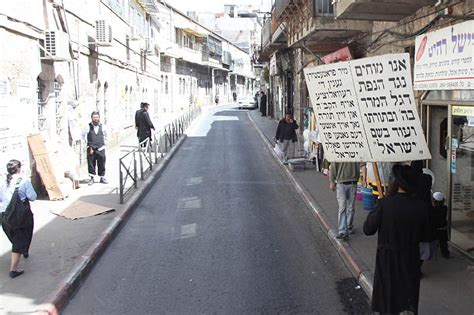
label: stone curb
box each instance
[247,112,374,299]
[35,135,188,315]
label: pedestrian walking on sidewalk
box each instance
[329,162,360,239]
[412,160,434,270]
[0,160,37,279]
[259,91,267,116]
[135,102,155,146]
[82,111,108,185]
[363,164,429,314]
[432,192,450,258]
[275,112,299,164]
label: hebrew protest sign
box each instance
[304,53,431,162]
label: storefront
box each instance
[422,91,474,257]
[415,20,474,257]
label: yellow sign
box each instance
[452,105,474,116]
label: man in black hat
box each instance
[135,102,155,146]
[82,111,108,185]
[363,164,429,315]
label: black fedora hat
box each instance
[392,164,418,193]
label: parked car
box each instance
[238,96,256,109]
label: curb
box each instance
[35,135,188,315]
[247,112,374,299]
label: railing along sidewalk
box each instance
[118,107,201,204]
[119,149,138,204]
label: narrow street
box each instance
[64,105,369,314]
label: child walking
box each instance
[432,192,450,258]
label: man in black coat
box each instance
[259,91,267,116]
[135,102,155,145]
[364,165,429,314]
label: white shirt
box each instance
[0,174,37,213]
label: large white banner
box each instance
[414,20,474,90]
[304,53,431,162]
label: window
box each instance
[36,77,46,131]
[165,76,169,94]
[160,75,164,94]
[315,0,334,16]
[126,38,130,61]
[103,82,109,125]
[153,88,159,113]
[140,50,146,71]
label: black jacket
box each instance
[136,110,155,142]
[275,119,299,142]
[364,193,428,314]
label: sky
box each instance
[168,0,272,14]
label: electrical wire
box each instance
[0,13,44,34]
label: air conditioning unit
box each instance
[129,25,140,41]
[42,30,70,61]
[95,20,113,46]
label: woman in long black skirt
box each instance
[0,160,37,278]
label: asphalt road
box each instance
[64,106,369,314]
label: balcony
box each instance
[258,10,288,62]
[335,0,438,21]
[274,0,371,52]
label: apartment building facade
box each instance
[0,0,255,188]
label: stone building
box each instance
[0,0,254,189]
[258,0,474,257]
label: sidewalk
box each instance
[0,108,196,314]
[248,109,474,314]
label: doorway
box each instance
[449,105,474,254]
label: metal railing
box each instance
[118,107,201,204]
[137,137,153,180]
[119,150,137,204]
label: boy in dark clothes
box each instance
[432,192,450,258]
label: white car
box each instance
[238,96,256,109]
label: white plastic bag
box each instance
[273,143,284,161]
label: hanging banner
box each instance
[321,47,352,64]
[414,20,474,90]
[304,53,431,162]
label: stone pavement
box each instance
[248,108,474,315]
[0,108,196,314]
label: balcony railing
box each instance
[274,0,290,20]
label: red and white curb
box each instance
[35,135,188,315]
